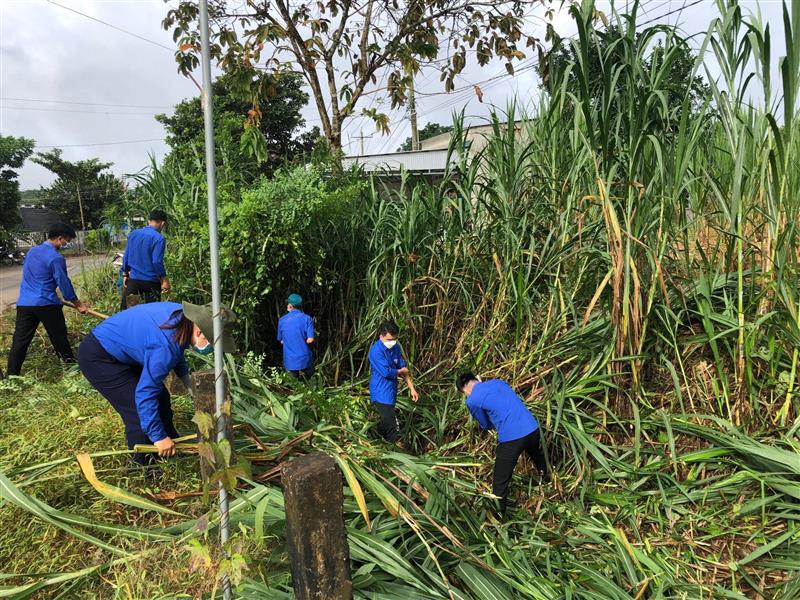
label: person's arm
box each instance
[305,317,315,345]
[396,350,419,402]
[121,244,130,280]
[369,345,398,380]
[467,400,493,431]
[153,237,169,292]
[53,255,88,313]
[135,351,174,455]
[277,321,284,345]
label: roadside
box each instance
[0,253,111,313]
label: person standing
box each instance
[277,293,315,378]
[77,301,237,465]
[368,320,419,446]
[456,372,547,515]
[120,210,169,310]
[6,223,88,376]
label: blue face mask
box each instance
[193,339,214,355]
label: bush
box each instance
[85,228,110,251]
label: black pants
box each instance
[78,333,178,465]
[374,402,400,443]
[7,305,74,376]
[493,429,547,514]
[120,279,161,311]
[288,364,315,379]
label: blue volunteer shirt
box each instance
[466,379,539,443]
[122,225,166,282]
[91,302,189,443]
[277,309,315,370]
[368,339,407,405]
[17,241,78,306]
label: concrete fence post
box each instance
[282,453,353,600]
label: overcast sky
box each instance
[0,0,787,190]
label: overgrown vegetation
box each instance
[2,1,800,598]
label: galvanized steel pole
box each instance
[198,1,232,599]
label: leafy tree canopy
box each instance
[32,149,125,229]
[0,135,35,239]
[156,71,320,182]
[163,0,544,150]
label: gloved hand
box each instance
[180,374,193,397]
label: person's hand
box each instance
[154,437,176,457]
[161,277,171,294]
[73,300,89,314]
[410,387,420,403]
[397,367,409,377]
[306,337,314,345]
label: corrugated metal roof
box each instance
[343,148,456,174]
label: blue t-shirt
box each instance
[277,309,315,370]
[17,241,78,306]
[466,379,539,443]
[368,339,407,405]
[91,302,189,443]
[122,225,166,282]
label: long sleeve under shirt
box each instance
[122,225,166,282]
[91,302,189,443]
[17,241,78,306]
[368,339,407,405]
[277,309,315,370]
[466,379,539,443]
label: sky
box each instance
[0,0,788,191]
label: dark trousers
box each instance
[7,305,74,376]
[287,364,315,379]
[78,333,178,465]
[120,279,161,311]
[374,402,400,443]
[493,429,547,514]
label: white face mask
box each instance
[382,339,397,349]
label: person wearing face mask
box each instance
[277,293,315,378]
[456,372,548,516]
[6,223,89,376]
[368,320,419,446]
[77,301,237,465]
[120,209,170,310]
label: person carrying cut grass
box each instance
[456,372,547,516]
[78,301,237,466]
[277,293,315,378]
[368,320,419,447]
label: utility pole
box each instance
[198,1,232,599]
[408,74,419,151]
[75,182,86,231]
[354,129,373,155]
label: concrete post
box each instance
[191,368,235,481]
[282,453,353,600]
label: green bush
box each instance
[85,228,110,251]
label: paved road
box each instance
[0,254,110,313]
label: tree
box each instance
[0,135,35,240]
[32,149,125,229]
[156,71,320,182]
[398,122,453,151]
[163,0,543,150]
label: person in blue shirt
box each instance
[6,223,89,376]
[456,372,547,515]
[120,210,169,310]
[368,320,419,446]
[277,293,315,378]
[77,301,237,465]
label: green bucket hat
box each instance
[287,293,303,307]
[182,301,238,353]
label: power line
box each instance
[3,106,158,116]
[35,139,165,149]
[1,97,174,109]
[639,0,705,27]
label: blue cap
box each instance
[287,293,303,307]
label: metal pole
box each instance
[198,2,232,599]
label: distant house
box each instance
[343,121,524,183]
